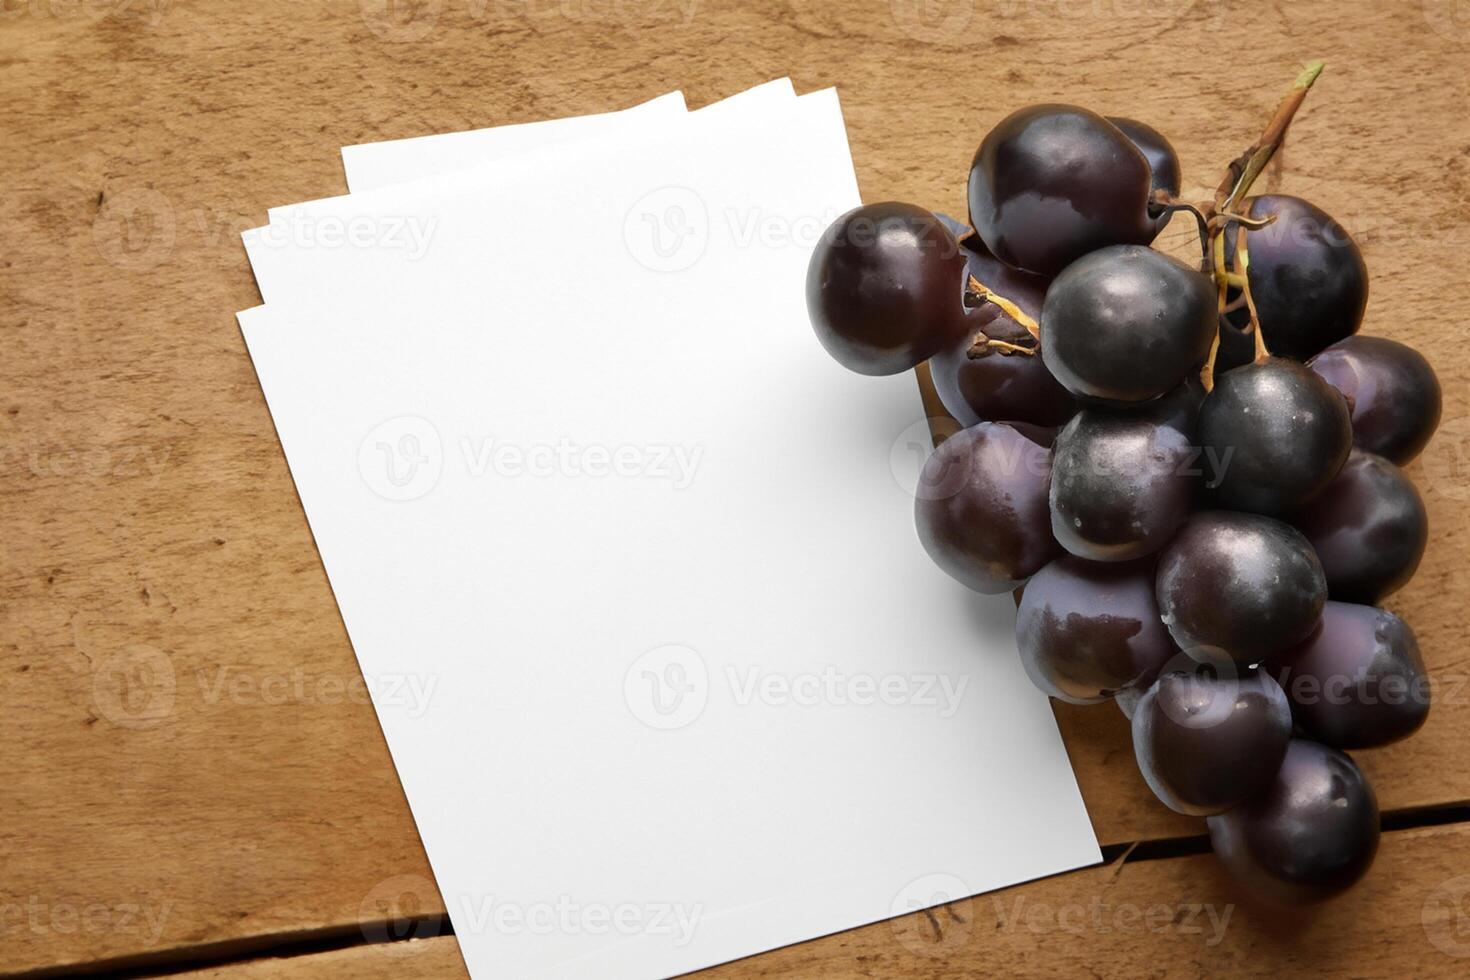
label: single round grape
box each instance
[1198,357,1352,515]
[1208,740,1379,905]
[1293,451,1427,603]
[967,105,1157,276]
[1156,511,1326,665]
[914,422,1060,593]
[1049,405,1197,562]
[1132,666,1291,816]
[806,202,970,375]
[1271,602,1429,749]
[1015,555,1177,704]
[1308,336,1443,464]
[1108,117,1181,236]
[927,235,1077,427]
[1040,245,1217,404]
[1223,195,1369,362]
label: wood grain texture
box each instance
[2,0,1467,974]
[170,823,1470,979]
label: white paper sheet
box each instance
[341,89,690,193]
[247,81,795,307]
[237,88,1099,979]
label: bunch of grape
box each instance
[807,64,1443,906]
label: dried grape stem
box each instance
[1214,60,1325,215]
[965,274,1041,341]
[967,334,1038,359]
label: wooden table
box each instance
[4,1,1468,976]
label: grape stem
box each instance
[1214,60,1325,216]
[967,332,1038,359]
[949,229,1044,350]
[1197,59,1325,389]
[1151,192,1211,265]
[965,274,1042,341]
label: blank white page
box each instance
[341,89,690,193]
[248,81,794,307]
[238,89,1098,979]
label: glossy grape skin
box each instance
[806,202,970,375]
[1040,245,1217,404]
[1228,196,1368,362]
[1309,336,1443,464]
[1271,602,1430,749]
[1198,358,1352,515]
[914,422,1061,593]
[1049,406,1197,562]
[1156,511,1326,666]
[1132,667,1292,816]
[1015,555,1177,704]
[1208,740,1379,905]
[968,105,1157,276]
[1294,451,1427,603]
[926,226,1078,427]
[1108,117,1181,236]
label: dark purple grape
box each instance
[1108,117,1181,236]
[914,421,1060,593]
[1220,195,1368,364]
[1271,602,1430,749]
[926,234,1077,428]
[806,202,969,375]
[1040,245,1217,404]
[1132,666,1291,815]
[1015,555,1177,704]
[1208,740,1379,905]
[1049,405,1197,561]
[1293,450,1427,603]
[1198,357,1352,515]
[1309,336,1443,465]
[1156,511,1326,665]
[967,105,1157,276]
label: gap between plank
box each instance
[9,801,1469,980]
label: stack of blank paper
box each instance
[238,79,1100,979]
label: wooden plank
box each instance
[3,0,1469,974]
[169,822,1470,978]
